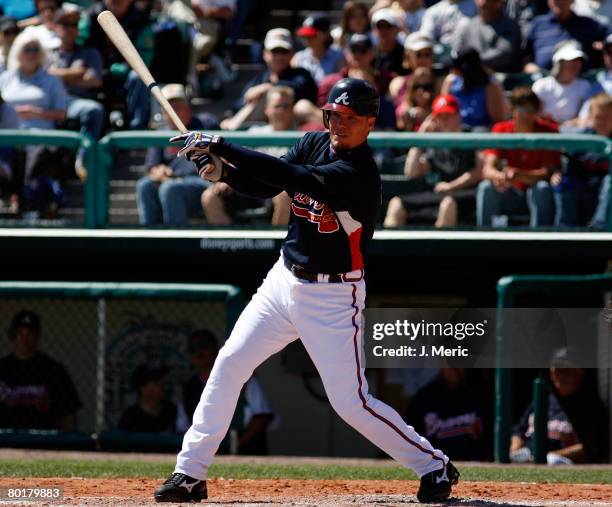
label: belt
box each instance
[283,257,343,283]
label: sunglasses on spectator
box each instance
[413,83,434,91]
[1,28,18,36]
[23,45,40,54]
[59,21,79,27]
[350,45,370,54]
[375,22,394,30]
[270,48,290,55]
[415,50,433,58]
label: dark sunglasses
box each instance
[415,50,434,58]
[59,21,79,27]
[270,48,290,55]
[375,22,394,30]
[23,46,40,54]
[413,83,434,92]
[1,28,18,36]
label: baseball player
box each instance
[154,78,459,503]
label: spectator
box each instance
[402,0,427,33]
[0,94,19,212]
[440,48,508,129]
[523,0,610,72]
[136,84,216,226]
[556,93,612,228]
[221,28,317,130]
[0,16,19,72]
[510,348,609,464]
[117,363,177,433]
[371,8,406,76]
[532,42,592,124]
[332,1,371,50]
[419,0,477,47]
[505,0,548,39]
[406,368,492,461]
[571,0,612,29]
[292,14,344,85]
[594,34,612,95]
[0,310,82,430]
[452,0,522,73]
[165,0,235,93]
[204,86,293,225]
[319,34,392,108]
[176,330,275,454]
[476,87,559,227]
[0,30,68,216]
[80,0,154,129]
[395,66,436,131]
[48,5,104,182]
[384,95,480,227]
[388,33,437,108]
[370,0,426,33]
[22,0,61,51]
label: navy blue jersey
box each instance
[215,131,381,274]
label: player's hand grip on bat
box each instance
[193,153,224,182]
[170,131,224,158]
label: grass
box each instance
[0,459,611,484]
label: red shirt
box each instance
[485,118,561,190]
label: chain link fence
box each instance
[0,282,243,450]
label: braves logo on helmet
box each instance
[292,193,339,233]
[334,92,350,106]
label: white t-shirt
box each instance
[532,76,592,123]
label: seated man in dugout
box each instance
[384,94,481,228]
[510,348,609,464]
[0,310,82,431]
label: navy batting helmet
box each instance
[321,78,379,127]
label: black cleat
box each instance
[417,461,459,503]
[154,473,207,503]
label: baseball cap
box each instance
[162,83,188,102]
[404,32,433,52]
[552,42,586,63]
[431,94,460,116]
[264,28,293,51]
[297,14,331,38]
[131,363,169,389]
[347,33,373,52]
[9,310,41,336]
[371,8,402,28]
[0,16,18,33]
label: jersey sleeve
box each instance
[215,137,360,206]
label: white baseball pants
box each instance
[175,256,448,479]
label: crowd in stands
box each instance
[0,0,609,226]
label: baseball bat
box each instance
[97,10,188,133]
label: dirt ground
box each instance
[1,477,612,507]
